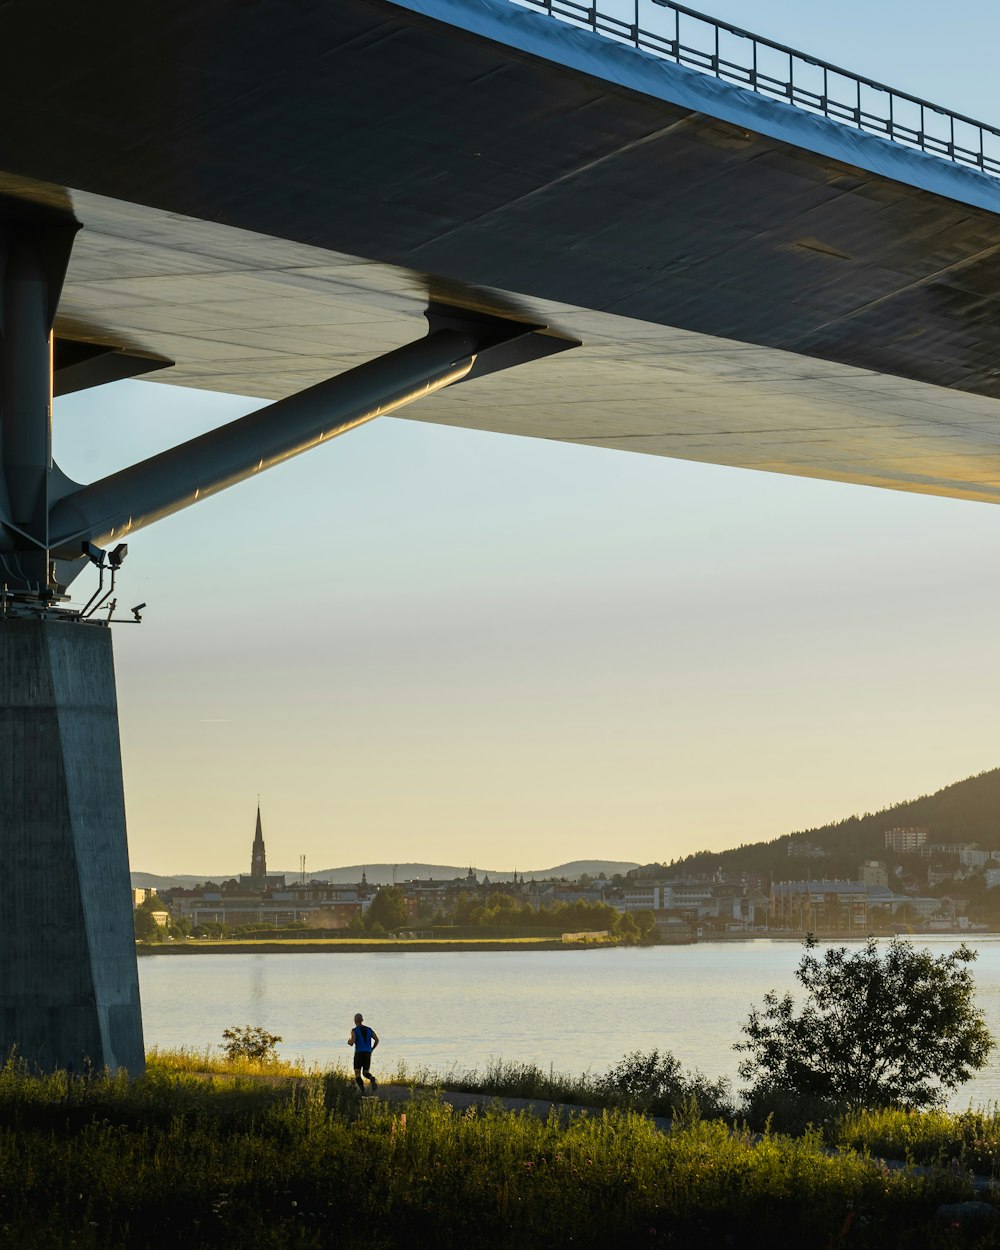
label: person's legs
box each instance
[360,1053,377,1091]
[354,1061,365,1092]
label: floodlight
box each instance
[108,543,128,568]
[81,541,105,567]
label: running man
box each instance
[349,1012,379,1093]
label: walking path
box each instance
[372,1082,671,1130]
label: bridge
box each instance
[2,0,999,1071]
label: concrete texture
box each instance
[4,1,1000,505]
[0,619,144,1073]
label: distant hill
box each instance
[130,860,639,891]
[671,767,1000,880]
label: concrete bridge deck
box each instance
[2,0,1000,503]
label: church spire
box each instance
[251,801,267,883]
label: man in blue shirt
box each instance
[349,1012,379,1093]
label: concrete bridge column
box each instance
[0,230,570,1072]
[0,618,144,1073]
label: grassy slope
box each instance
[1,1055,1000,1250]
[0,1056,986,1250]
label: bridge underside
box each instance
[2,0,999,502]
[2,0,1000,1072]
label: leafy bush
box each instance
[220,1025,283,1063]
[596,1049,734,1120]
[739,1084,851,1136]
[737,936,994,1110]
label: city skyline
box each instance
[54,0,1000,875]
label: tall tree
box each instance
[365,886,407,931]
[736,936,993,1109]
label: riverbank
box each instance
[137,931,997,956]
[136,936,619,955]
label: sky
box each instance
[53,0,1000,876]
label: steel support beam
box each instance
[1,238,50,537]
[0,215,76,597]
[48,313,573,553]
[49,328,477,550]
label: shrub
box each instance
[739,1084,850,1136]
[596,1048,734,1120]
[220,1025,283,1063]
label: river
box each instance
[138,936,1000,1107]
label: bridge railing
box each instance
[512,0,1000,177]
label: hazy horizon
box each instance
[53,1,1000,876]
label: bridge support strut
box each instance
[0,619,144,1073]
[0,208,578,1073]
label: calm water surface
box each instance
[139,937,1000,1106]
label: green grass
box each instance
[432,1057,607,1106]
[837,1104,1000,1177]
[147,1044,320,1079]
[408,1053,735,1122]
[0,1057,990,1249]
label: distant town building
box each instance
[786,839,829,858]
[917,843,993,867]
[238,804,286,892]
[958,848,998,870]
[623,885,667,912]
[165,804,368,926]
[770,880,908,932]
[884,827,927,854]
[132,887,158,907]
[859,861,888,887]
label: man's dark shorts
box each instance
[354,1051,373,1073]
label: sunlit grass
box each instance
[435,1057,605,1105]
[837,1104,1000,1177]
[146,1045,316,1078]
[0,1057,979,1249]
[149,935,567,947]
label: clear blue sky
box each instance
[54,0,1000,875]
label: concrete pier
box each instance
[0,619,144,1073]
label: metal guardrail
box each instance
[512,0,1000,177]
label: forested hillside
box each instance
[670,767,1000,880]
